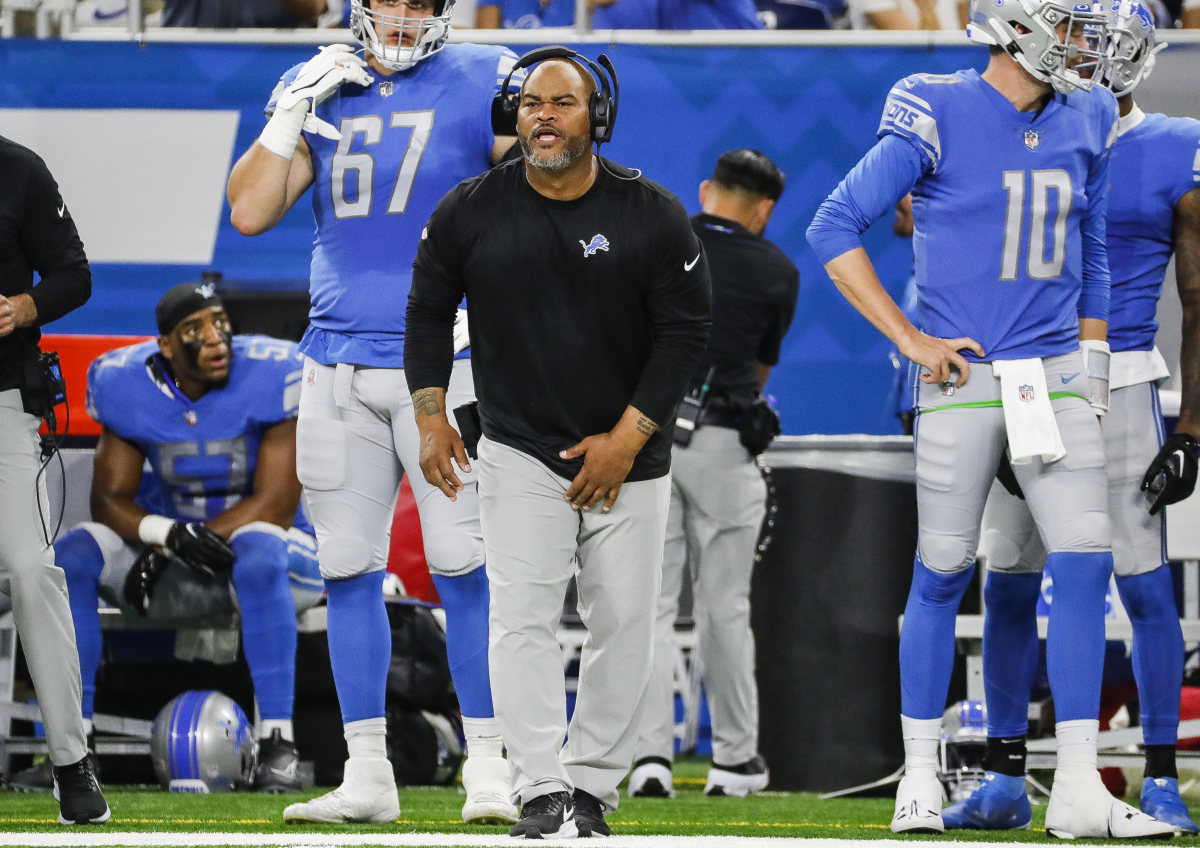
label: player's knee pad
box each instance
[1047,508,1110,554]
[978,529,1040,574]
[422,532,484,578]
[53,522,117,583]
[296,414,346,491]
[230,525,289,590]
[917,533,976,576]
[317,534,378,581]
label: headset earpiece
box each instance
[496,45,619,145]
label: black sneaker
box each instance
[509,790,578,838]
[252,729,304,793]
[12,734,99,793]
[53,758,110,825]
[573,788,611,837]
[704,753,770,797]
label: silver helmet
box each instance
[150,690,254,793]
[940,699,989,802]
[1098,0,1163,95]
[967,0,1109,94]
[350,0,456,72]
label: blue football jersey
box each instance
[878,69,1118,361]
[86,335,311,533]
[476,0,575,27]
[1106,110,1200,353]
[268,43,520,368]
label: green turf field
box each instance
[1,756,1189,844]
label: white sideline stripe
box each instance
[0,837,1172,848]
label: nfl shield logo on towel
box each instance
[1019,384,1035,402]
[1024,130,1040,151]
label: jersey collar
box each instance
[1117,103,1146,138]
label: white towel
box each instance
[992,358,1066,465]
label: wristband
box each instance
[1080,339,1111,416]
[138,514,174,548]
[258,102,308,160]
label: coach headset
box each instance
[498,45,619,145]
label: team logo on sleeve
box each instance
[1024,130,1040,151]
[579,234,610,257]
[1019,384,1035,402]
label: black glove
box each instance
[1141,432,1200,516]
[124,547,171,615]
[995,451,1026,500]
[166,522,236,577]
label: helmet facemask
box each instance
[968,0,1110,94]
[1097,0,1163,96]
[350,0,456,72]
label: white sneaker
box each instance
[460,755,518,825]
[1045,767,1175,839]
[282,757,400,824]
[891,768,945,833]
[705,755,769,797]
[629,759,675,798]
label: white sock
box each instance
[258,719,294,742]
[344,717,388,760]
[461,715,504,759]
[900,715,941,772]
[1056,719,1099,770]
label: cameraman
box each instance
[628,149,798,800]
[0,135,108,824]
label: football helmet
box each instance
[1097,0,1163,95]
[150,690,254,793]
[350,0,456,72]
[940,699,989,802]
[967,0,1109,94]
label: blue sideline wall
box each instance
[1,37,1197,434]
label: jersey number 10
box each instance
[999,169,1072,281]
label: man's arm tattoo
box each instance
[412,388,442,417]
[636,415,658,437]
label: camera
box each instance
[20,351,67,422]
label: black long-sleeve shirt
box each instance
[406,158,712,482]
[689,212,799,409]
[0,136,91,391]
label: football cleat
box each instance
[942,771,1032,830]
[460,754,518,825]
[891,767,945,833]
[282,757,399,824]
[1141,777,1200,836]
[252,730,304,794]
[1045,766,1175,839]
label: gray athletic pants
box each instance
[0,389,87,766]
[633,424,766,767]
[981,379,1166,577]
[478,436,670,810]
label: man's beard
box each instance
[518,131,590,173]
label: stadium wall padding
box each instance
[2,38,1197,434]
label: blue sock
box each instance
[983,572,1042,738]
[1045,551,1112,722]
[55,529,105,720]
[1117,569,1182,746]
[326,571,390,724]
[231,531,296,721]
[899,558,975,719]
[432,568,494,719]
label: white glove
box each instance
[259,45,373,158]
[453,309,470,354]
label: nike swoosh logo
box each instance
[563,804,574,820]
[57,202,66,218]
[1062,373,1078,384]
[684,253,700,272]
